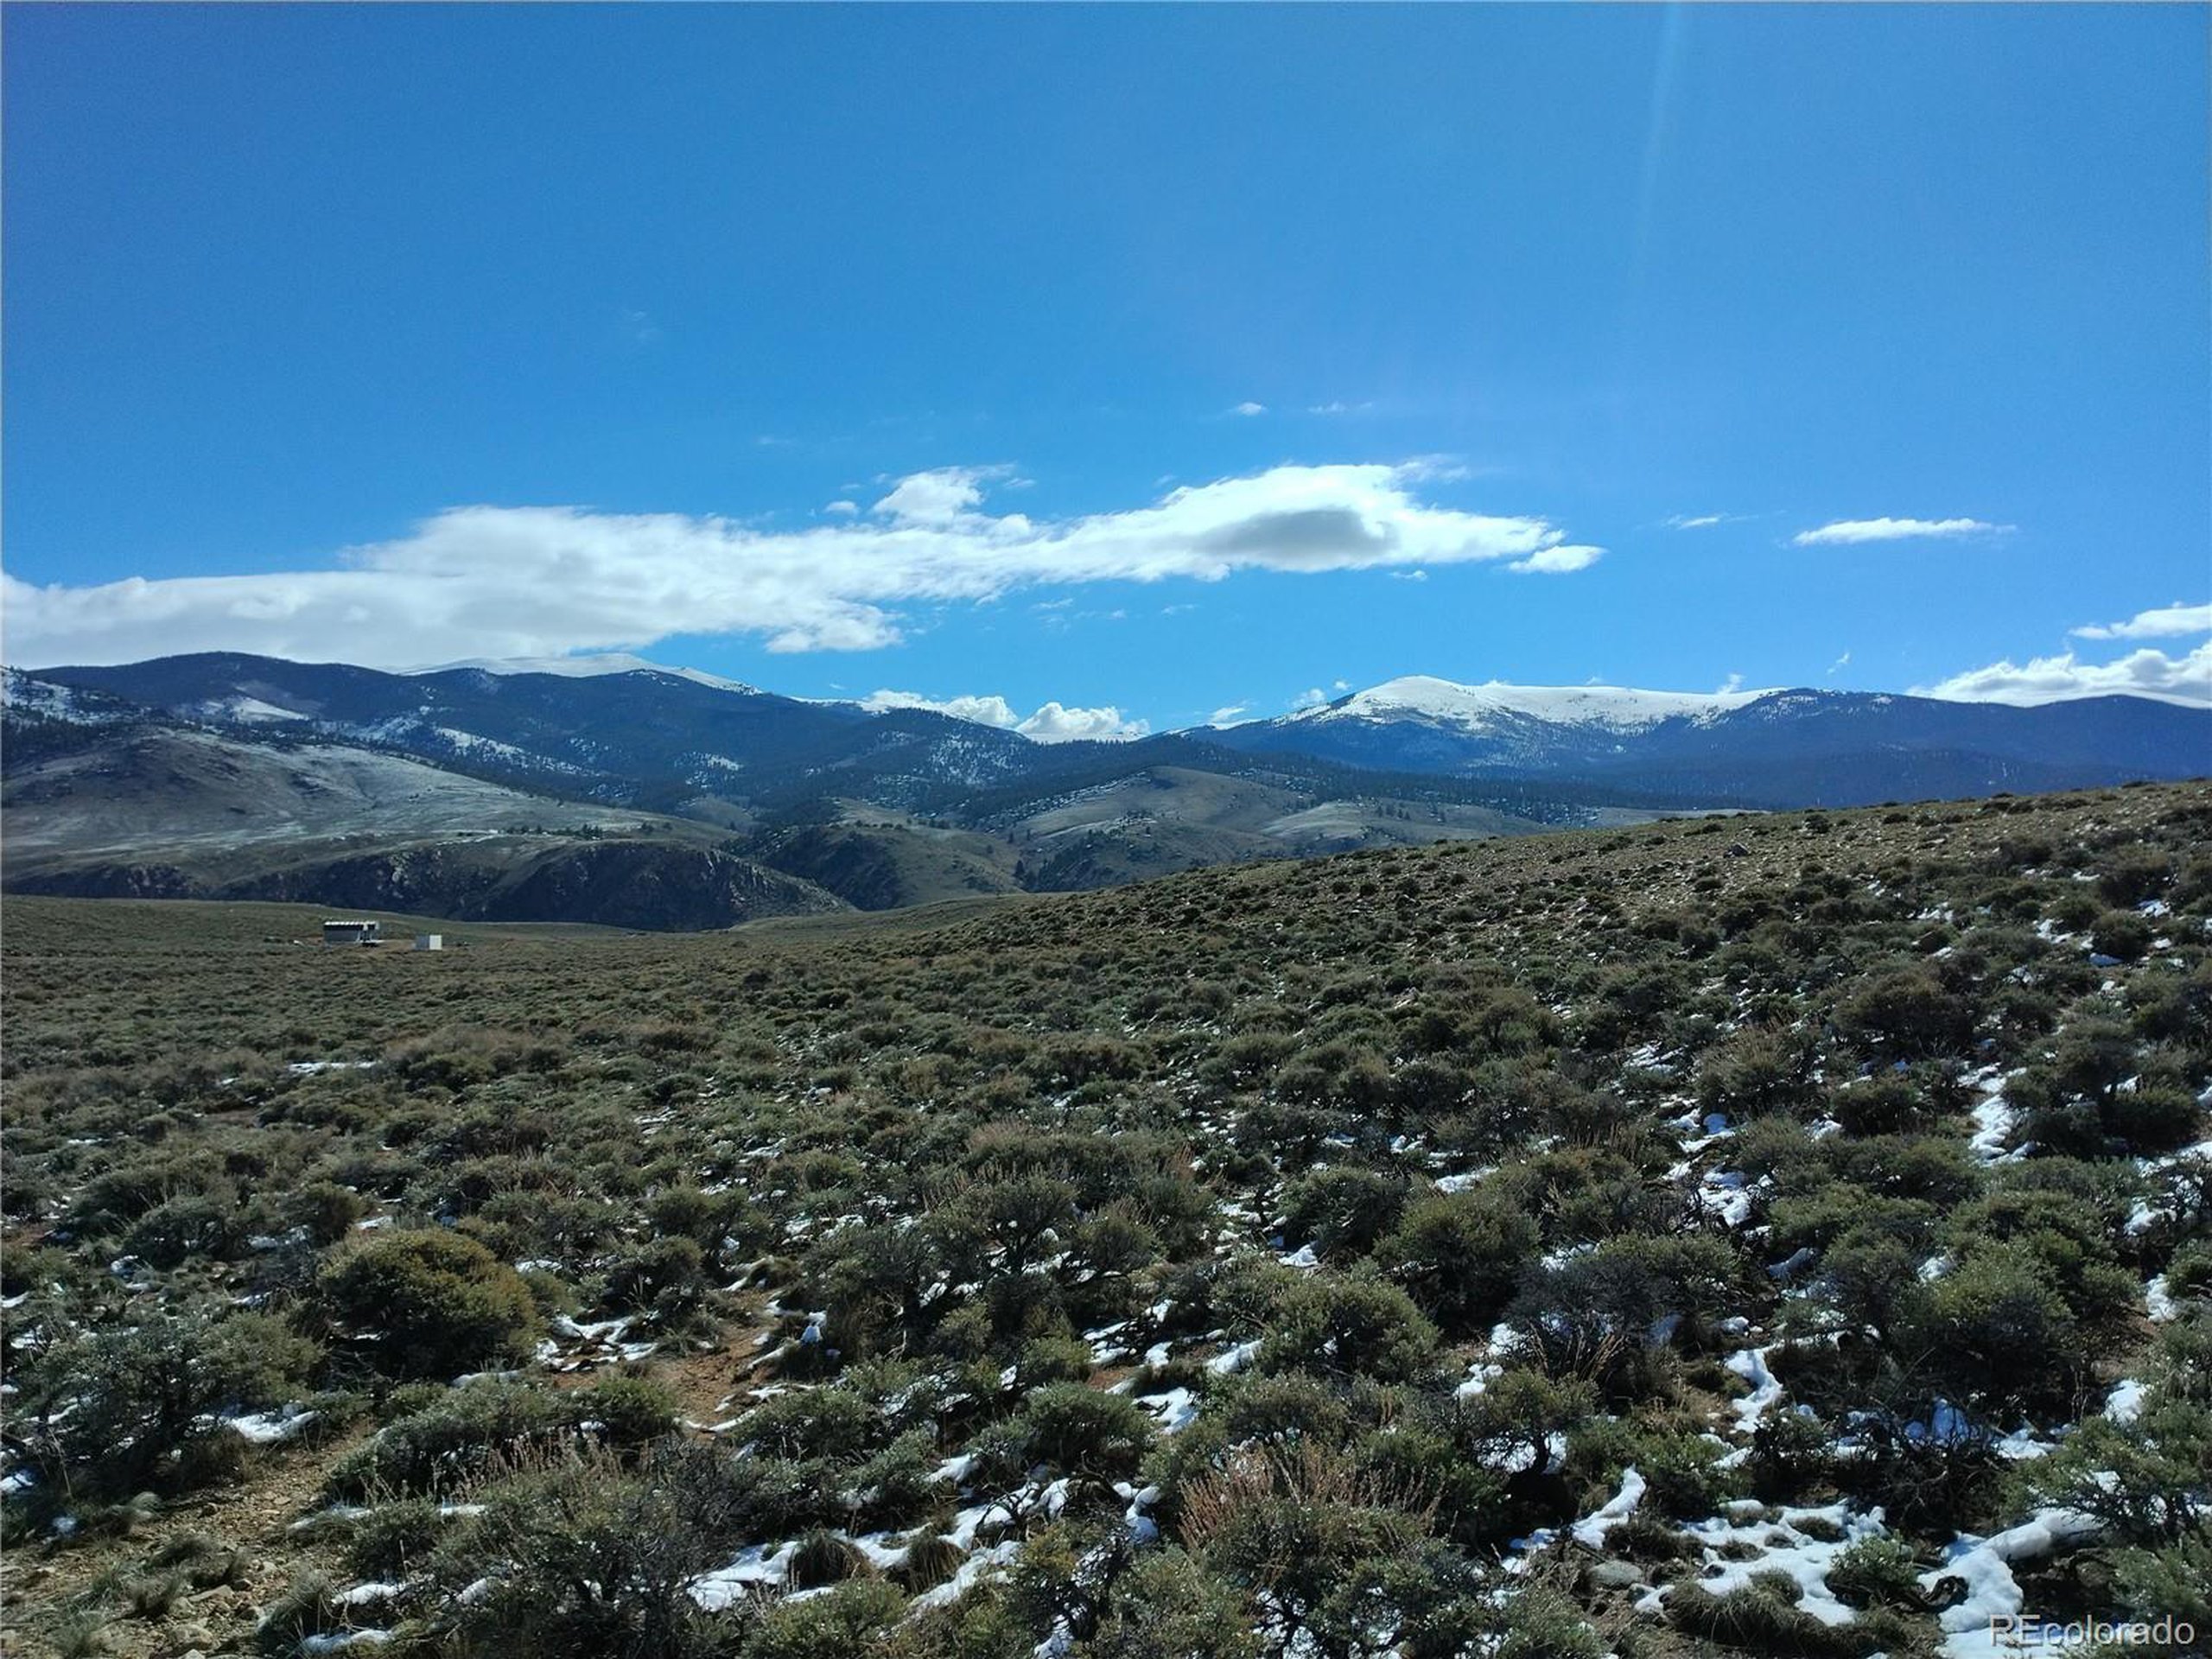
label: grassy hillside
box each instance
[743,816,1025,910]
[3,781,2209,1659]
[0,726,658,860]
[1,723,861,931]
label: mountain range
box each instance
[4,653,2202,927]
[1212,674,2208,803]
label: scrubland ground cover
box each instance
[3,781,2209,1659]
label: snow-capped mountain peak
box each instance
[1298,675,1779,733]
[407,653,761,695]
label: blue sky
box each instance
[4,4,2207,734]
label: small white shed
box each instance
[414,934,443,951]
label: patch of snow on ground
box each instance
[931,1452,977,1485]
[911,1541,1020,1611]
[337,1581,409,1607]
[1698,1170,1755,1230]
[1136,1386,1198,1434]
[1205,1338,1261,1376]
[1992,1425,2058,1462]
[1571,1466,1646,1548]
[688,1541,801,1610]
[226,1405,320,1445]
[1456,1362,1504,1399]
[1920,1509,2103,1659]
[1967,1070,2024,1163]
[1725,1346,1783,1432]
[2146,1275,2180,1321]
[849,1531,912,1570]
[1649,1501,1886,1628]
[1766,1246,1815,1281]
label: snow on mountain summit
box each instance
[1298,675,1779,733]
[409,653,761,695]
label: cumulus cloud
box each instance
[860,689,1021,728]
[1230,401,1268,417]
[1290,687,1331,709]
[823,499,859,517]
[2070,601,2212,641]
[1914,642,2212,709]
[859,688,1146,743]
[1508,544,1603,575]
[1020,702,1147,741]
[3,462,1605,668]
[1791,517,2009,546]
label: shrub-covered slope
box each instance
[3,781,2209,1659]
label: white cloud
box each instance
[859,688,1146,743]
[1508,544,1603,575]
[1230,401,1268,417]
[2070,601,2212,641]
[1389,569,1429,582]
[1667,513,1725,530]
[860,689,1022,728]
[1019,702,1147,742]
[1826,650,1852,677]
[1332,678,1350,691]
[1914,642,2212,709]
[871,467,992,525]
[3,462,1606,667]
[1716,672,1745,695]
[1791,517,2010,546]
[1290,687,1330,709]
[1307,400,1374,416]
[1207,703,1252,727]
[823,499,859,517]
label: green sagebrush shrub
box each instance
[1256,1272,1440,1385]
[1379,1187,1539,1338]
[435,1441,764,1659]
[18,1306,321,1497]
[1278,1166,1408,1262]
[317,1227,537,1378]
